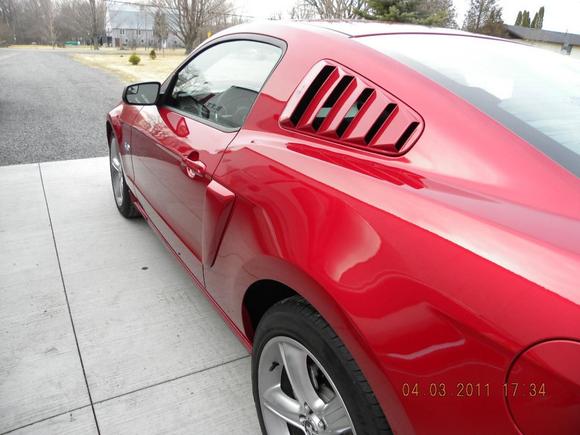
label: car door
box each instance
[130,38,283,284]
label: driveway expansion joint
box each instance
[0,405,92,435]
[38,163,102,435]
[93,354,251,406]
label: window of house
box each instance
[167,40,282,129]
[562,43,572,55]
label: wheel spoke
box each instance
[278,342,325,411]
[262,385,303,429]
[111,156,121,172]
[321,396,352,434]
[110,139,124,206]
[259,336,357,435]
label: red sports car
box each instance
[106,22,580,435]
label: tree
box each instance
[0,0,16,44]
[478,6,505,36]
[88,0,99,49]
[5,0,51,44]
[153,8,168,50]
[36,0,57,47]
[0,0,106,45]
[463,0,505,36]
[537,6,544,28]
[521,10,530,27]
[514,6,544,29]
[360,0,421,23]
[157,0,233,53]
[290,2,318,19]
[416,0,456,27]
[268,10,282,20]
[302,0,368,19]
[531,11,538,28]
[361,0,456,28]
[56,0,102,44]
[0,20,10,44]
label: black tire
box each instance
[109,136,140,219]
[252,296,392,435]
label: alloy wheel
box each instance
[109,137,124,207]
[258,336,356,435]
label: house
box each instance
[505,25,580,58]
[105,3,182,49]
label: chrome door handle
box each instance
[183,157,206,179]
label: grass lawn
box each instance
[5,44,187,83]
[73,50,187,83]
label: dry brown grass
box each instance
[5,44,187,82]
[73,51,187,83]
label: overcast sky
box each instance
[232,0,580,34]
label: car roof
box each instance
[290,20,473,38]
[212,20,505,56]
[215,20,496,47]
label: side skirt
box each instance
[128,180,253,353]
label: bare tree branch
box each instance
[302,0,367,19]
[155,0,233,53]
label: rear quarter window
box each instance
[358,34,580,177]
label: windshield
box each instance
[358,34,580,177]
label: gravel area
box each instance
[0,49,125,165]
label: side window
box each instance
[167,40,282,129]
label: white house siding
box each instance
[522,40,580,58]
[109,28,154,48]
[105,5,183,49]
[505,26,580,60]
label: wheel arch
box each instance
[106,106,124,147]
[234,256,346,345]
[241,279,298,342]
[235,257,387,404]
[235,260,407,433]
[106,121,114,146]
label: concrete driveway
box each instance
[0,157,259,434]
[0,49,123,166]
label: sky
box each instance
[232,0,580,34]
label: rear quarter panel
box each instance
[202,28,580,434]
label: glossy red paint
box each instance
[507,339,580,435]
[107,22,580,435]
[202,180,236,267]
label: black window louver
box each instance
[281,61,423,156]
[364,103,397,145]
[312,75,354,131]
[395,122,420,150]
[290,65,336,126]
[336,88,374,137]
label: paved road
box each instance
[0,49,124,166]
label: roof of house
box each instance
[505,25,580,45]
[106,5,155,31]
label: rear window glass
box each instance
[358,34,580,177]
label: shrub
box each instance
[149,49,156,60]
[128,53,140,65]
